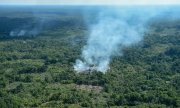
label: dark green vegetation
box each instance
[0,6,180,108]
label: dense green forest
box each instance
[0,6,180,107]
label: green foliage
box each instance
[0,7,179,107]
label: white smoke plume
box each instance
[74,6,171,73]
[9,29,38,37]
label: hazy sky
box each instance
[1,0,180,5]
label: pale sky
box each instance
[1,0,180,5]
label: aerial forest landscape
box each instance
[0,0,180,108]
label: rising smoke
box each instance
[9,17,46,37]
[9,29,38,37]
[74,6,168,73]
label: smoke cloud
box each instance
[8,17,56,37]
[9,17,46,37]
[74,6,169,73]
[9,29,38,37]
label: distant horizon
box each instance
[0,4,180,6]
[1,0,180,6]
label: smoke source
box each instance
[74,6,170,73]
